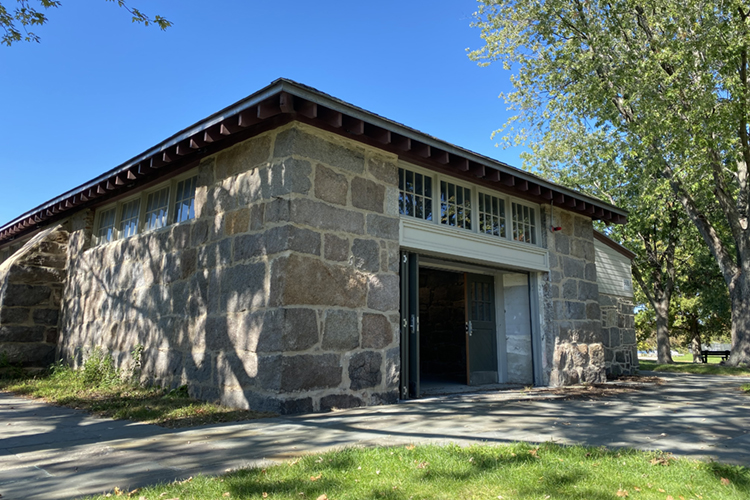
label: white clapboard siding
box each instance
[594,239,633,298]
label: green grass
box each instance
[83,442,750,499]
[742,384,750,393]
[639,359,750,376]
[0,351,274,427]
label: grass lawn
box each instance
[639,360,750,376]
[0,351,274,428]
[83,442,750,500]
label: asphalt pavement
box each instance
[1,371,749,499]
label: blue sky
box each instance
[0,0,523,226]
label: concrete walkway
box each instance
[2,371,750,499]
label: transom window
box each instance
[399,168,433,220]
[398,165,539,246]
[93,172,198,245]
[97,208,116,243]
[478,193,506,237]
[145,187,171,231]
[512,202,537,244]
[440,181,472,229]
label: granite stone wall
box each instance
[0,224,69,368]
[600,293,637,376]
[540,206,606,386]
[59,122,401,413]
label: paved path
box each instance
[1,371,750,499]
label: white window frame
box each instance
[92,168,199,246]
[397,161,541,247]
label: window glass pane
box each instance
[440,181,471,229]
[174,176,197,223]
[145,187,170,231]
[397,168,433,221]
[119,199,141,238]
[97,208,116,243]
[511,202,537,244]
[478,192,505,237]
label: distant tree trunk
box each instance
[691,319,703,364]
[654,297,673,364]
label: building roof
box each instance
[0,78,628,244]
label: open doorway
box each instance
[402,257,500,397]
[419,268,467,390]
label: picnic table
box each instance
[700,350,730,363]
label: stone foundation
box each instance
[600,293,637,376]
[0,225,69,368]
[59,123,401,413]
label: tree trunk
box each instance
[727,272,750,366]
[691,323,703,364]
[655,298,673,364]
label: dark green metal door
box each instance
[400,251,420,399]
[465,273,498,385]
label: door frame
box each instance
[400,253,541,399]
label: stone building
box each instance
[0,79,634,412]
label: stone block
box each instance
[266,225,321,256]
[225,208,251,235]
[562,280,577,299]
[215,134,272,180]
[272,255,367,308]
[183,354,213,386]
[32,308,59,326]
[264,198,290,223]
[249,204,265,231]
[371,391,399,405]
[554,234,570,255]
[198,239,232,269]
[215,352,281,391]
[2,284,51,307]
[0,325,45,342]
[7,266,66,285]
[0,343,55,367]
[320,394,364,411]
[351,239,380,272]
[348,350,382,390]
[289,198,365,234]
[268,158,312,197]
[23,252,67,269]
[314,164,349,206]
[586,302,601,320]
[351,177,385,213]
[322,309,360,350]
[280,308,319,351]
[622,328,636,345]
[273,127,365,174]
[279,397,313,415]
[574,216,593,239]
[281,353,342,391]
[367,155,398,186]
[221,262,267,312]
[361,313,393,349]
[562,256,584,279]
[0,307,29,324]
[578,281,599,301]
[233,233,265,262]
[367,274,399,312]
[366,214,399,240]
[191,219,210,246]
[324,234,349,262]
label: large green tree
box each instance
[470,0,750,366]
[0,0,170,46]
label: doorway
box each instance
[400,252,500,398]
